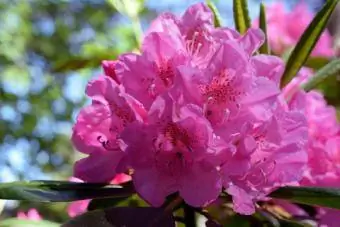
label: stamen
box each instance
[97,135,117,151]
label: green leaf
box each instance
[0,181,134,202]
[62,207,175,227]
[233,0,251,34]
[87,194,148,211]
[269,186,340,209]
[304,56,330,70]
[225,215,251,227]
[259,3,270,54]
[0,219,60,227]
[52,54,114,73]
[207,0,222,27]
[303,59,340,91]
[280,0,339,88]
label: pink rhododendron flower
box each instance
[121,94,223,207]
[72,76,146,182]
[17,209,42,221]
[72,2,309,215]
[283,69,339,183]
[253,2,334,57]
[281,67,340,226]
[102,60,118,83]
[221,103,308,214]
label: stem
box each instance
[184,204,196,227]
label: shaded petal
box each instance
[180,163,221,207]
[239,28,264,56]
[72,104,118,154]
[133,167,176,207]
[181,3,213,30]
[74,150,124,183]
[251,55,284,84]
[226,185,255,215]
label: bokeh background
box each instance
[0,0,337,223]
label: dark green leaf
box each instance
[87,197,130,211]
[0,219,60,227]
[224,214,251,227]
[233,0,251,34]
[207,0,222,27]
[269,186,340,209]
[62,207,175,227]
[303,59,340,91]
[87,194,148,211]
[0,180,134,202]
[280,0,339,88]
[259,3,270,54]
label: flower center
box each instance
[157,60,175,88]
[200,70,242,106]
[153,123,194,177]
[110,102,135,126]
[185,27,215,67]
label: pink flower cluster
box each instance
[281,69,340,226]
[72,3,308,214]
[254,2,334,57]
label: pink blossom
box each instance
[175,34,280,128]
[282,68,340,226]
[146,3,217,68]
[72,3,310,215]
[253,2,334,57]
[221,104,308,214]
[283,69,339,182]
[72,76,146,182]
[121,94,223,207]
[115,32,188,109]
[17,209,42,221]
[102,60,118,83]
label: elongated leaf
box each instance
[87,194,149,211]
[304,56,330,70]
[207,0,222,27]
[280,0,339,88]
[0,181,134,202]
[233,0,251,34]
[269,186,340,209]
[52,54,115,73]
[63,207,175,227]
[259,3,270,54]
[0,219,60,227]
[303,59,340,91]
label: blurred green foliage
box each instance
[0,0,145,222]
